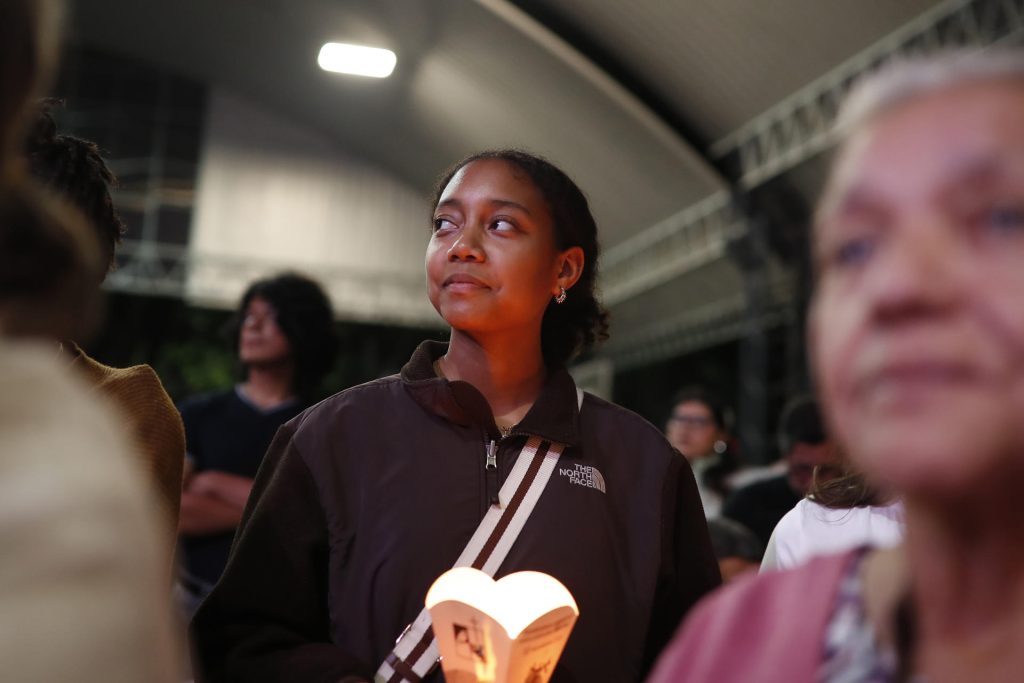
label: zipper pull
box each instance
[485,439,498,469]
[485,439,499,507]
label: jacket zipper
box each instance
[485,438,500,507]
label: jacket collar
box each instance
[401,340,581,447]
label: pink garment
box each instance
[648,550,858,683]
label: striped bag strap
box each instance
[374,435,566,683]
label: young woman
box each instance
[650,49,1024,683]
[192,150,720,683]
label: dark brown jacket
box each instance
[192,341,720,683]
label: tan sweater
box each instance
[70,345,185,557]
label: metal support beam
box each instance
[600,270,795,371]
[600,192,748,307]
[106,240,441,328]
[712,0,1024,189]
[601,0,1024,360]
[735,213,773,464]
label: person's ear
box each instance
[553,246,584,297]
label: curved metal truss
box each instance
[107,240,438,327]
[600,192,746,307]
[711,0,1024,190]
[598,0,1024,370]
[601,270,796,370]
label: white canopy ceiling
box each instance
[66,0,1004,362]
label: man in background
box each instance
[721,396,841,550]
[178,272,337,612]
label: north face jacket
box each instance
[192,341,720,683]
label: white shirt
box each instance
[761,497,905,572]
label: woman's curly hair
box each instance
[432,150,609,369]
[25,99,126,276]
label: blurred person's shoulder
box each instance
[649,550,860,683]
[766,497,821,570]
[1,340,105,422]
[775,498,904,570]
[65,343,184,467]
[0,339,177,679]
[0,338,155,498]
[68,344,179,419]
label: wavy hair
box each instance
[229,273,339,401]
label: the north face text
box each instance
[559,463,606,493]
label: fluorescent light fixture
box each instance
[318,42,396,78]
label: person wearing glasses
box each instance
[665,386,740,516]
[720,395,841,550]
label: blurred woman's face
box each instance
[810,80,1024,497]
[666,400,722,461]
[426,159,568,338]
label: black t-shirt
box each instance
[180,387,304,587]
[721,474,801,552]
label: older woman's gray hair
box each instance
[815,48,1024,224]
[836,48,1024,139]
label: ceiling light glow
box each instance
[318,42,396,78]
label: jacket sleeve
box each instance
[641,454,722,674]
[191,421,372,683]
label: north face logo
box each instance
[558,463,606,493]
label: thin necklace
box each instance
[436,358,515,437]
